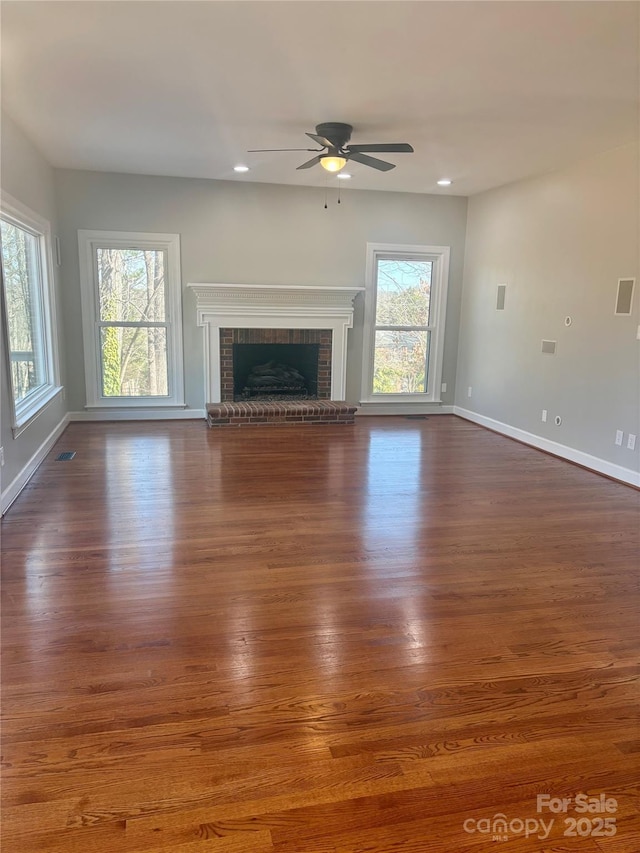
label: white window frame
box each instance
[78,230,185,408]
[360,242,450,404]
[1,191,62,435]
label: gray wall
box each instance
[1,112,68,496]
[53,170,468,410]
[456,142,639,471]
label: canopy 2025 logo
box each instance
[462,793,618,842]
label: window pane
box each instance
[0,220,45,401]
[375,259,432,326]
[100,326,168,397]
[97,248,166,322]
[373,330,430,394]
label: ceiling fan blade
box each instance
[347,152,396,172]
[347,143,414,153]
[248,148,320,152]
[296,155,323,170]
[306,132,334,148]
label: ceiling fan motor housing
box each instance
[316,123,353,149]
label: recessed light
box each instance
[437,179,452,186]
[337,173,351,180]
[234,165,250,173]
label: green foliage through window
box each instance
[373,259,432,394]
[0,219,45,402]
[96,248,168,397]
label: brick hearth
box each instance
[207,400,357,427]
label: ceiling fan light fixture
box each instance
[253,123,413,174]
[320,155,347,173]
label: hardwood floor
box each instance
[1,415,638,853]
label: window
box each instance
[0,192,61,432]
[361,243,450,403]
[78,231,184,408]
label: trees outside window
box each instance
[79,231,184,408]
[97,247,168,397]
[0,193,60,431]
[373,258,433,394]
[361,244,450,404]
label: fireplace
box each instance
[188,283,364,407]
[233,344,319,400]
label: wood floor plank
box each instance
[2,417,638,852]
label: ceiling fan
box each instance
[248,122,414,173]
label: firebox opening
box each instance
[233,343,320,401]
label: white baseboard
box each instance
[1,414,71,515]
[454,406,640,488]
[357,403,454,416]
[69,408,206,421]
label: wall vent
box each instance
[541,340,557,355]
[496,284,506,310]
[615,278,635,315]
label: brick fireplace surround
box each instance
[188,283,363,427]
[219,327,332,401]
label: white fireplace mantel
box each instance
[187,283,364,403]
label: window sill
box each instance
[84,402,187,410]
[357,399,452,416]
[360,394,443,405]
[12,385,64,437]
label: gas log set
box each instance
[240,360,308,399]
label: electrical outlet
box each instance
[441,382,447,393]
[0,447,4,467]
[615,430,624,446]
[467,386,472,398]
[627,433,636,450]
[541,409,547,423]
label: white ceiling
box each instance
[2,1,638,196]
